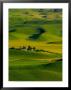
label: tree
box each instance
[32,47,36,51]
[27,46,32,51]
[22,46,26,49]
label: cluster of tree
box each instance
[10,46,36,51]
[10,45,48,53]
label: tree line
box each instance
[10,45,48,53]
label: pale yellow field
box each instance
[9,39,62,54]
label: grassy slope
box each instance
[9,49,62,81]
[9,9,62,81]
[9,9,62,54]
[9,61,62,81]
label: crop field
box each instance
[9,9,62,81]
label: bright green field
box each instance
[9,49,62,81]
[9,9,62,81]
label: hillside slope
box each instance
[9,9,62,81]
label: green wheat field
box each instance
[9,9,62,81]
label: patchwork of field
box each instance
[9,9,62,81]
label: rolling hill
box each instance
[9,9,62,81]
